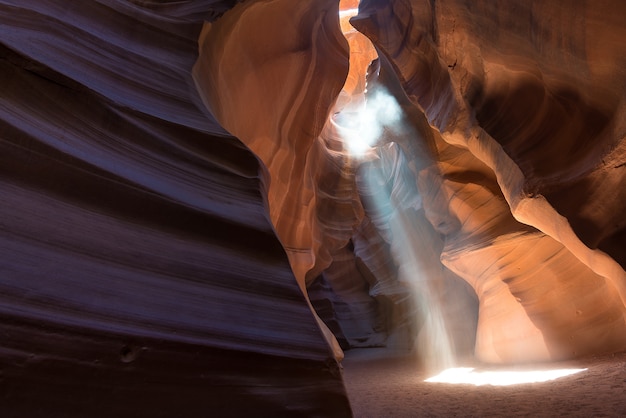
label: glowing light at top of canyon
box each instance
[425,367,587,386]
[339,8,359,20]
[335,3,403,157]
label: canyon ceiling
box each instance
[1,0,626,416]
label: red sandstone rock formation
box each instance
[2,0,626,415]
[351,0,626,362]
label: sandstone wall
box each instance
[0,1,351,415]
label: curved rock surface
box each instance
[352,0,626,362]
[3,0,626,415]
[193,0,369,359]
[0,1,350,416]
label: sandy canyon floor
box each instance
[342,348,626,417]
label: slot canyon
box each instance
[1,0,626,416]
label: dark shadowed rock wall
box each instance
[0,1,351,416]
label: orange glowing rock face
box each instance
[351,0,626,363]
[340,0,361,10]
[193,0,363,359]
[338,17,377,106]
[194,0,626,367]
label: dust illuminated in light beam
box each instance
[336,0,458,373]
[425,367,587,386]
[335,89,403,157]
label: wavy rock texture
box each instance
[4,0,626,415]
[194,0,626,366]
[353,0,626,362]
[193,0,369,359]
[0,1,351,416]
[193,0,357,286]
[193,0,435,358]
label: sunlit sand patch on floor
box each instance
[425,367,587,386]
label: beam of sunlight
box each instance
[334,89,403,157]
[349,137,457,372]
[373,160,456,372]
[425,367,587,386]
[336,0,457,372]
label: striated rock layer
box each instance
[193,0,366,359]
[352,0,626,363]
[0,1,351,416]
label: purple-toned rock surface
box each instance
[0,1,350,416]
